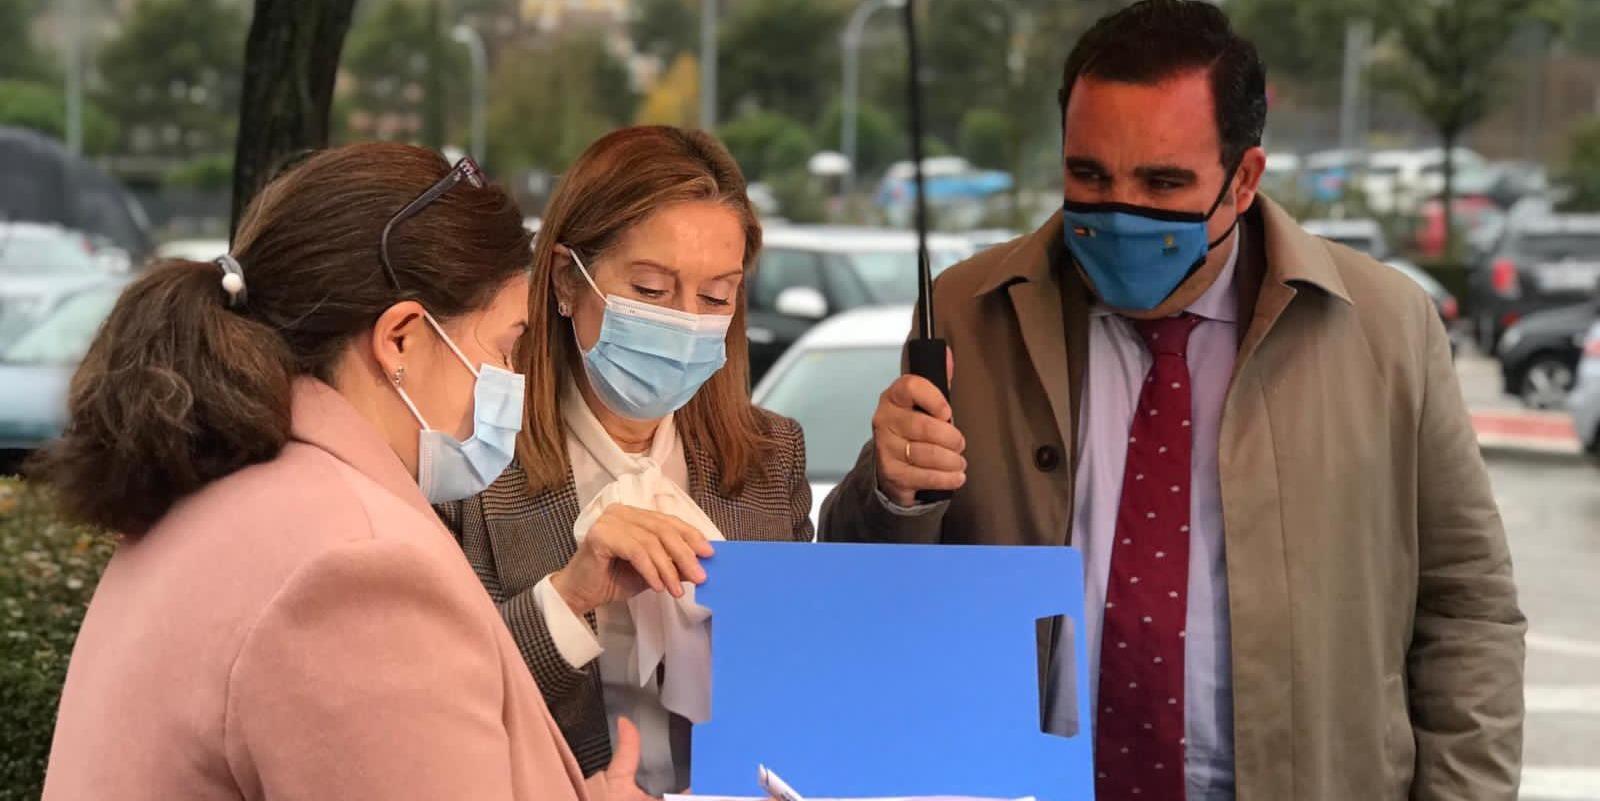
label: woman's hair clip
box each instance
[215,254,248,309]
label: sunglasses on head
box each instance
[377,156,485,289]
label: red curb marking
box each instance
[1471,411,1579,442]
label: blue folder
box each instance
[691,541,1093,801]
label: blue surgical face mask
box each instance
[1061,170,1239,311]
[392,312,525,504]
[567,248,732,421]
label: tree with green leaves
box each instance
[1226,0,1378,103]
[918,0,1123,227]
[1562,0,1600,56]
[485,31,634,174]
[921,0,1036,147]
[1560,116,1600,212]
[959,108,1011,171]
[96,0,247,159]
[1375,0,1550,260]
[0,80,117,154]
[717,110,816,180]
[0,0,55,83]
[718,0,848,122]
[631,0,699,62]
[340,0,467,149]
[816,98,899,178]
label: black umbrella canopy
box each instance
[0,126,151,259]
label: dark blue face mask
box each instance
[1061,168,1240,311]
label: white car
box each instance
[1570,320,1600,462]
[746,226,974,382]
[0,222,121,349]
[0,279,128,472]
[1300,218,1462,348]
[1362,147,1487,215]
[155,238,231,263]
[752,305,914,529]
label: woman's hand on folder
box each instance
[551,504,715,616]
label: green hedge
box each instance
[0,478,116,800]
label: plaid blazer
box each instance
[436,410,813,778]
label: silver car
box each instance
[752,305,913,529]
[0,221,119,349]
[0,279,127,472]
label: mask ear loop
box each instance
[567,248,608,305]
[422,311,482,378]
[1204,163,1243,249]
[392,309,482,432]
[565,247,608,357]
[391,375,433,432]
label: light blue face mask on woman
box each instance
[567,248,732,421]
[392,312,526,504]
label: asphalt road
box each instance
[1494,451,1600,800]
[1454,345,1600,800]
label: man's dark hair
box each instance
[1058,0,1267,171]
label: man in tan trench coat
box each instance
[820,2,1525,800]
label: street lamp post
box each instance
[700,0,718,130]
[65,0,83,155]
[452,24,488,166]
[841,0,904,197]
[1337,19,1372,164]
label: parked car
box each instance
[752,305,912,528]
[1568,320,1600,462]
[1364,147,1488,216]
[1302,218,1395,259]
[746,226,973,382]
[1471,214,1600,353]
[0,279,127,473]
[1300,218,1461,336]
[1495,299,1599,410]
[154,238,231,263]
[1413,194,1502,261]
[962,229,1020,252]
[1261,152,1302,199]
[0,221,119,350]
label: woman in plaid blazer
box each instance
[438,126,812,797]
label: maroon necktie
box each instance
[1094,313,1201,801]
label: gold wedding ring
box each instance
[905,440,913,466]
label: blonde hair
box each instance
[518,126,768,495]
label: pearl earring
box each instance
[392,366,406,385]
[558,301,572,317]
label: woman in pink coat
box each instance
[35,143,646,801]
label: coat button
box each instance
[1034,444,1061,472]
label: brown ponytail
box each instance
[30,143,532,536]
[33,260,295,535]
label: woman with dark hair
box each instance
[438,126,812,796]
[36,143,643,800]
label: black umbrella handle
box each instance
[907,336,954,504]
